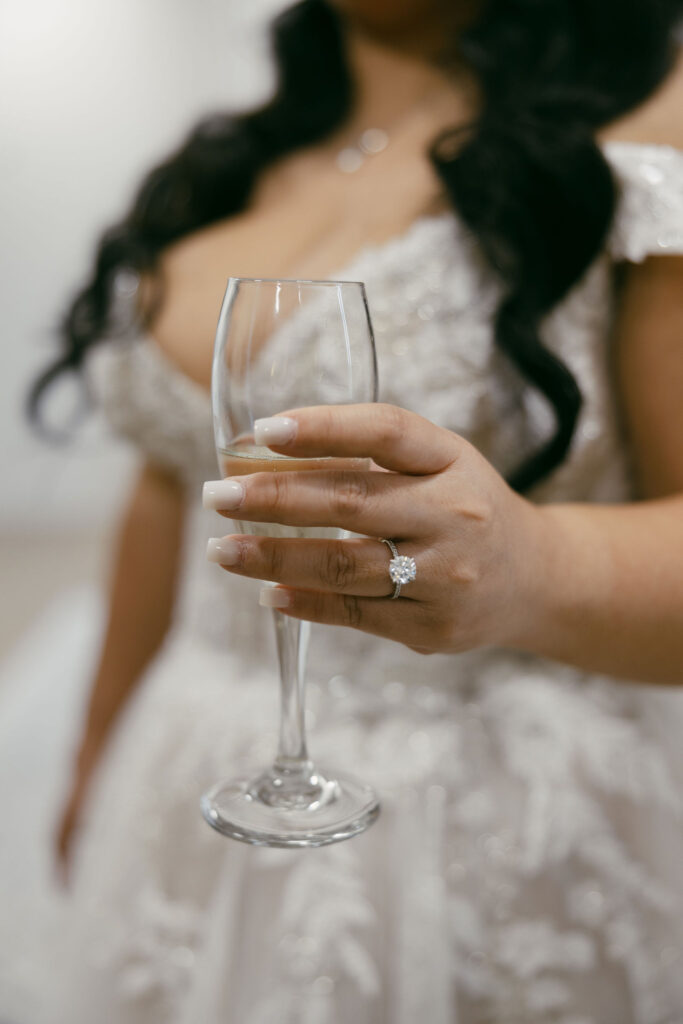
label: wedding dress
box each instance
[2,141,683,1024]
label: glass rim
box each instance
[227,275,366,288]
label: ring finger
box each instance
[207,534,422,599]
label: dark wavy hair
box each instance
[29,0,682,492]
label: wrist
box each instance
[503,500,611,658]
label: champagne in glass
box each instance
[201,277,380,847]
[218,437,369,540]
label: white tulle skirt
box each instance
[2,586,683,1024]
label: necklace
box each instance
[336,127,389,174]
[333,77,460,174]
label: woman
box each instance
[14,0,683,1019]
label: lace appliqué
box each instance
[246,844,380,1024]
[110,886,201,1007]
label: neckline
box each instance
[135,209,458,404]
[132,136,682,402]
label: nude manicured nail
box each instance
[206,537,241,565]
[253,416,298,446]
[259,587,291,609]
[202,479,245,511]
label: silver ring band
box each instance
[380,538,417,600]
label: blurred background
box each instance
[0,0,290,660]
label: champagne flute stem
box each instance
[272,611,311,770]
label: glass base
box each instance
[200,761,380,848]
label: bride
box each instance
[5,0,683,1020]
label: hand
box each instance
[54,742,100,885]
[203,404,549,655]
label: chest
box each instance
[146,144,448,389]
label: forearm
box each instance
[511,494,683,684]
[78,462,186,762]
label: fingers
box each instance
[208,535,423,598]
[55,773,92,888]
[260,586,433,647]
[204,468,435,538]
[254,403,460,475]
[55,806,76,888]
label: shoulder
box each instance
[599,47,683,150]
[595,49,683,266]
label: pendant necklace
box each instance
[335,127,390,174]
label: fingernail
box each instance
[253,416,297,446]
[206,537,241,565]
[259,587,291,609]
[202,479,245,511]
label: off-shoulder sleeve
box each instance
[79,267,214,483]
[84,335,215,484]
[603,141,683,263]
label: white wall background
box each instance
[1,0,289,534]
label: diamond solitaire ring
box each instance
[380,538,417,599]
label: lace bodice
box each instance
[87,141,683,496]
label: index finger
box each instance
[254,403,460,475]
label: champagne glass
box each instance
[200,277,380,847]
